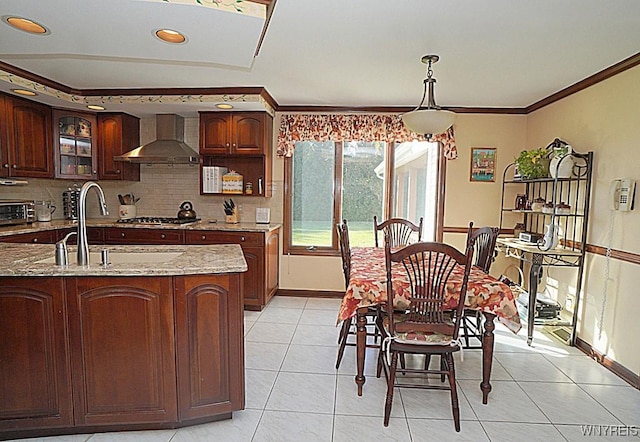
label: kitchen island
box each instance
[0,219,280,310]
[0,243,247,440]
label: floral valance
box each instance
[277,114,457,160]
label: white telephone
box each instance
[610,178,636,211]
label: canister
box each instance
[222,171,243,194]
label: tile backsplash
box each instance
[0,116,283,224]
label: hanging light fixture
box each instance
[402,54,456,139]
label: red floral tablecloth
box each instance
[337,247,522,333]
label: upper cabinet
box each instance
[0,94,53,178]
[200,112,270,155]
[53,110,97,179]
[97,113,140,181]
[199,112,273,197]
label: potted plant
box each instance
[515,147,550,179]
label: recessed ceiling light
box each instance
[155,29,186,44]
[216,103,234,109]
[12,89,37,96]
[4,16,49,34]
[87,105,105,111]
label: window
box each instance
[284,139,441,255]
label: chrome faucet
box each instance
[77,181,109,266]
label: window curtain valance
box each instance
[276,114,457,160]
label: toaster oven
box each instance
[0,200,35,226]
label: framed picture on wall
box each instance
[470,147,496,182]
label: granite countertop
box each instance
[0,219,281,237]
[0,243,248,277]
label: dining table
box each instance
[337,246,522,404]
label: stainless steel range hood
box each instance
[115,114,199,164]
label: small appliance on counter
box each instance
[0,200,35,226]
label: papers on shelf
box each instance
[202,166,228,193]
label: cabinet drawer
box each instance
[104,228,184,244]
[185,230,262,246]
[1,230,56,244]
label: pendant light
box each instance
[402,55,456,139]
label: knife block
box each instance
[225,211,239,224]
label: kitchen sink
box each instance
[36,251,183,265]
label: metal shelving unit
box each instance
[497,151,593,346]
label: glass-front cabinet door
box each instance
[53,110,97,179]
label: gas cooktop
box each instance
[116,217,200,225]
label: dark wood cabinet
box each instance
[0,93,53,178]
[0,278,73,431]
[0,229,56,244]
[184,228,280,310]
[104,227,184,244]
[200,112,269,156]
[66,276,178,426]
[53,110,97,179]
[0,271,245,438]
[199,112,273,197]
[97,113,140,181]
[174,274,244,420]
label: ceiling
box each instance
[1,0,639,118]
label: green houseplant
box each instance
[515,147,550,179]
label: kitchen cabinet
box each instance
[66,276,178,426]
[200,112,270,155]
[0,254,245,439]
[0,229,56,244]
[104,227,184,244]
[53,110,97,179]
[497,150,593,346]
[97,113,140,181]
[0,278,73,431]
[199,112,273,197]
[185,227,280,310]
[0,93,54,178]
[174,274,244,420]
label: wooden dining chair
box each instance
[373,216,423,247]
[375,235,473,431]
[335,219,379,369]
[460,223,500,349]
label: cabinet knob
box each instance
[161,234,166,239]
[115,169,120,174]
[33,238,38,243]
[3,164,8,168]
[241,236,245,242]
[121,232,126,237]
[92,170,97,174]
[226,143,230,147]
[12,164,17,169]
[201,235,206,240]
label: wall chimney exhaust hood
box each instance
[115,114,199,164]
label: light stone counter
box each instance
[0,243,247,277]
[0,219,280,237]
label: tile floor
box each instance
[9,296,639,442]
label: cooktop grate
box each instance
[116,217,200,225]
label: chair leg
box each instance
[424,354,432,370]
[462,316,471,348]
[445,353,461,432]
[440,356,446,382]
[335,318,352,369]
[384,350,398,427]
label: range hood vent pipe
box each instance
[115,114,199,164]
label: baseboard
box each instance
[574,337,639,390]
[275,289,344,298]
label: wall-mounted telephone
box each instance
[610,178,636,211]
